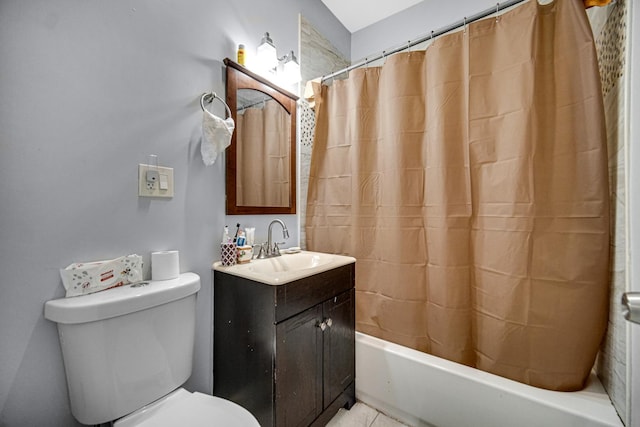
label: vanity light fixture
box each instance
[254,32,301,86]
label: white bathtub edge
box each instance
[355,332,623,427]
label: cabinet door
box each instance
[322,289,355,407]
[275,305,323,427]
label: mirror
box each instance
[224,58,298,215]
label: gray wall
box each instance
[0,1,348,425]
[351,0,516,61]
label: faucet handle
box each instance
[254,243,267,259]
[273,241,286,254]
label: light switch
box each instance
[138,164,174,198]
[159,174,169,190]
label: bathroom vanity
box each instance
[212,252,356,427]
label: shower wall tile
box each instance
[299,102,312,250]
[300,16,351,85]
[589,1,629,424]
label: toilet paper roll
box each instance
[151,250,180,280]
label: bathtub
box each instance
[355,332,623,427]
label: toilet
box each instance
[44,272,259,426]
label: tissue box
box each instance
[60,254,143,297]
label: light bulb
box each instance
[283,51,301,85]
[256,32,278,72]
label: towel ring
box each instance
[200,92,232,119]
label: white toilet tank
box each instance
[44,273,201,425]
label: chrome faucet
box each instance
[263,219,289,258]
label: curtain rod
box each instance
[321,0,528,82]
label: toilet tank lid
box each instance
[44,272,201,324]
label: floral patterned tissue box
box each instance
[59,254,143,297]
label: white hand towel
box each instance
[201,109,235,166]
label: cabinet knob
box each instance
[325,318,333,328]
[317,321,327,331]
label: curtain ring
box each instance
[321,73,334,85]
[382,51,387,63]
[407,40,411,52]
[463,17,467,33]
[364,57,369,68]
[496,3,500,22]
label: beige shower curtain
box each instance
[306,0,609,391]
[236,100,290,207]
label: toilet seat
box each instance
[114,388,259,427]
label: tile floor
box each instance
[326,402,409,427]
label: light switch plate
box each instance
[138,164,174,198]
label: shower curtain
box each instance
[306,0,609,391]
[236,100,290,207]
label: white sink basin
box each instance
[213,250,355,285]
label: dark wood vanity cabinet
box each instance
[213,263,356,427]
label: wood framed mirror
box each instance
[224,58,298,215]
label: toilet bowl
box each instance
[44,273,258,426]
[115,388,258,427]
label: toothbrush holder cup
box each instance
[221,242,237,266]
